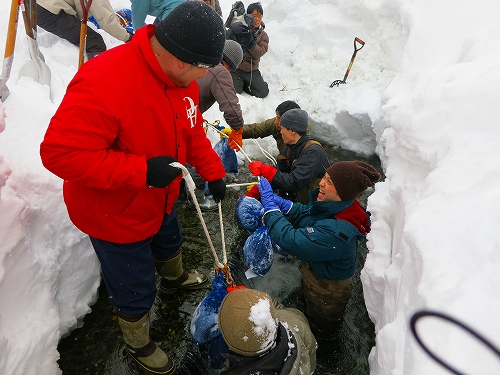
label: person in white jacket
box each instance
[37,0,132,59]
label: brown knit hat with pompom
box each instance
[326,161,380,201]
[218,288,278,357]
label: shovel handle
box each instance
[354,37,365,52]
[78,23,86,68]
[78,0,93,69]
[4,0,20,59]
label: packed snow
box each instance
[1,0,500,374]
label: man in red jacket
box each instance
[40,3,227,374]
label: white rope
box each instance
[218,203,227,264]
[170,162,224,269]
[252,138,277,166]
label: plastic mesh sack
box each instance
[234,195,263,233]
[243,226,274,277]
[190,272,228,344]
[213,138,238,174]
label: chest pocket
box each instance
[277,140,324,170]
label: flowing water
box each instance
[57,145,382,375]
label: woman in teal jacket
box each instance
[258,161,380,339]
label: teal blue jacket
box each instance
[263,189,369,280]
[131,0,185,30]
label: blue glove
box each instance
[257,177,280,215]
[274,195,292,214]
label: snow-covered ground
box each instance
[1,0,500,374]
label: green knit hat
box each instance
[218,289,278,356]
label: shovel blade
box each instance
[0,83,10,102]
[19,59,51,86]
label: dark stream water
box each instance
[57,145,382,375]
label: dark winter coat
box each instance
[272,136,329,203]
[238,24,269,72]
[220,309,316,375]
[263,189,370,280]
[40,25,225,244]
[197,64,244,130]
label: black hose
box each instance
[410,310,500,375]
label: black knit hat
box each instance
[280,108,308,134]
[154,2,225,68]
[326,161,380,201]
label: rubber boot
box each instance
[155,251,208,292]
[117,313,175,374]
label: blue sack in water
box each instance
[190,272,228,344]
[235,195,263,233]
[213,138,238,174]
[243,226,274,277]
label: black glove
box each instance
[146,156,182,188]
[207,179,226,203]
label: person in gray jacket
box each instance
[37,0,132,59]
[218,288,317,375]
[197,39,245,151]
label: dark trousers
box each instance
[231,68,269,98]
[90,209,184,317]
[37,5,106,58]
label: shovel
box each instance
[330,37,365,87]
[78,0,93,68]
[0,0,20,102]
[19,0,51,87]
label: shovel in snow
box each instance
[0,0,20,102]
[330,37,365,87]
[19,0,51,87]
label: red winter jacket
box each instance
[40,25,225,243]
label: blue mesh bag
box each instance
[190,272,228,344]
[234,195,263,233]
[213,138,238,174]
[243,226,274,277]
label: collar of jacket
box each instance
[134,25,185,89]
[222,322,298,375]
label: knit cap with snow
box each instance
[154,2,225,68]
[326,161,380,201]
[222,40,244,70]
[218,288,278,357]
[280,108,308,134]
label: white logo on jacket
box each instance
[184,96,197,128]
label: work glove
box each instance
[257,177,280,216]
[274,195,293,214]
[207,179,226,203]
[218,126,232,140]
[244,183,260,199]
[248,161,277,181]
[146,156,182,188]
[228,128,243,150]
